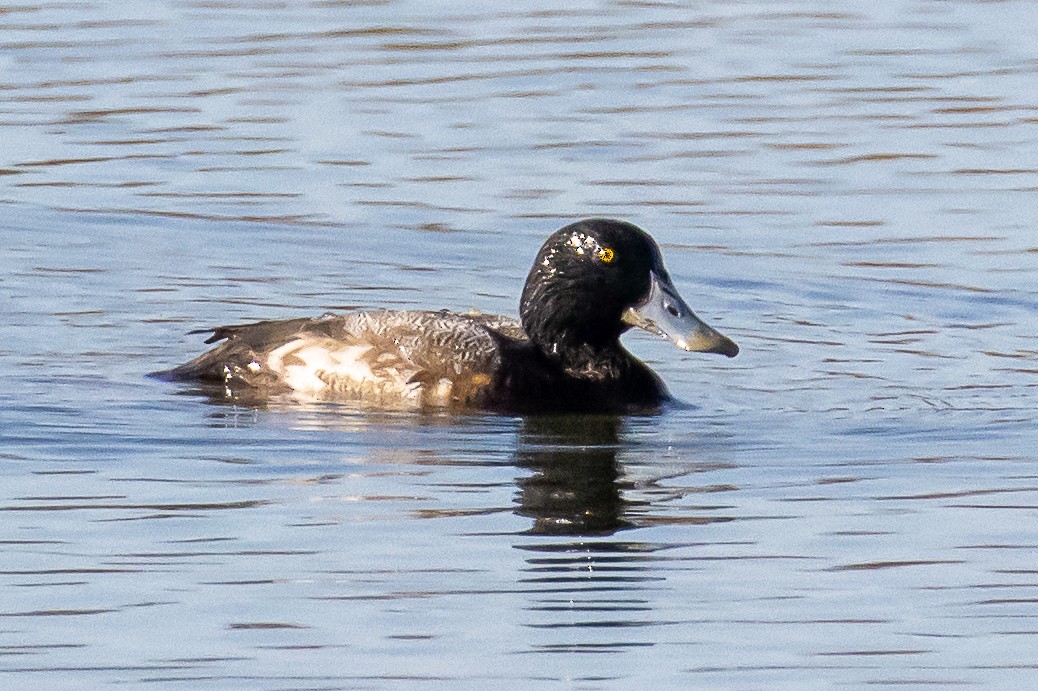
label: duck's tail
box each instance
[150,317,318,383]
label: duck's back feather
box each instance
[155,310,526,409]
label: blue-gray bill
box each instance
[621,271,739,358]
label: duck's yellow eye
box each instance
[598,247,615,263]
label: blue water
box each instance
[2,1,1038,688]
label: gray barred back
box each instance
[157,310,526,409]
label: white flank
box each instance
[430,378,453,405]
[265,337,421,404]
[266,340,371,393]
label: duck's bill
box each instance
[622,271,739,358]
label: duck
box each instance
[154,218,738,413]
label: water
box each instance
[2,0,1038,687]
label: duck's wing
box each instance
[156,310,525,408]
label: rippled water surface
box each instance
[3,0,1038,687]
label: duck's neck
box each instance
[520,277,631,380]
[528,326,631,381]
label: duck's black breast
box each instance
[484,338,669,414]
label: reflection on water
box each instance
[3,0,1038,687]
[519,541,665,655]
[515,416,631,535]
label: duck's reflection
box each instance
[514,415,639,536]
[174,381,643,535]
[512,416,674,653]
[168,386,715,652]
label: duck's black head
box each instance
[520,219,738,370]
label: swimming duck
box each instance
[155,219,738,413]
